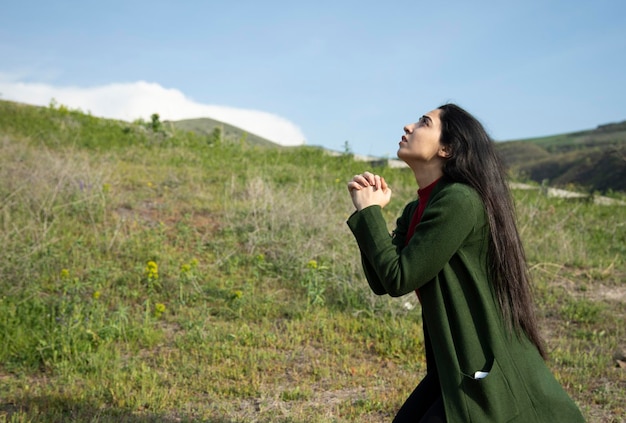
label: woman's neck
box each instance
[411,164,444,189]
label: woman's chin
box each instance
[396,147,407,160]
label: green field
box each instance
[1,100,625,422]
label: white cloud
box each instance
[0,78,306,146]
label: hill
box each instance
[165,116,282,148]
[497,121,626,192]
[0,99,283,149]
[4,98,624,193]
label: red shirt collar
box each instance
[417,177,441,202]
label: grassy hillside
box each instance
[1,99,625,422]
[497,121,626,192]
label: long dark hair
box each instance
[437,103,547,359]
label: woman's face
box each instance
[397,108,448,166]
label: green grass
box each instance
[1,100,625,422]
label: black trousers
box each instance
[392,372,446,423]
[393,322,446,423]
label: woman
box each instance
[346,104,584,422]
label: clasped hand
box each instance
[347,171,392,211]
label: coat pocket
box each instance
[461,357,520,422]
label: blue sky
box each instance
[1,0,625,156]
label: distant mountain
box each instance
[165,117,282,148]
[497,121,626,193]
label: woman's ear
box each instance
[438,144,452,158]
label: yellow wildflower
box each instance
[145,260,159,280]
[154,302,166,318]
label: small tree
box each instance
[150,113,162,132]
[342,140,353,156]
[209,127,222,145]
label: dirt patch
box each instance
[552,273,626,304]
[598,286,626,302]
[113,200,220,234]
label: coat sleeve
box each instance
[347,186,481,297]
[352,201,416,295]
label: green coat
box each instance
[347,180,585,422]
